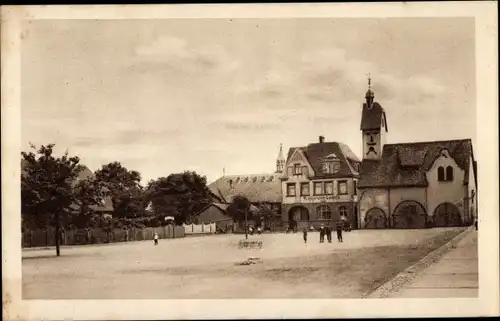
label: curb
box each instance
[364,227,474,299]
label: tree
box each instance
[21,144,84,256]
[71,177,105,229]
[94,162,145,218]
[145,171,213,224]
[227,195,252,223]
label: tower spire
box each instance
[365,73,375,107]
[276,143,285,173]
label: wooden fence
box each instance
[182,223,216,235]
[21,225,185,248]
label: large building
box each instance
[357,81,478,229]
[280,136,361,229]
[208,147,284,228]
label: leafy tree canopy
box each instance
[21,143,87,255]
[145,171,213,224]
[227,195,252,223]
[94,162,145,218]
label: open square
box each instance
[23,227,467,299]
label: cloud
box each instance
[133,35,239,75]
[239,47,449,114]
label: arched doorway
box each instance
[288,206,310,222]
[364,208,387,229]
[392,201,428,229]
[433,203,462,227]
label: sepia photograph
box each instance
[2,2,499,320]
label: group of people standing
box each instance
[302,222,344,244]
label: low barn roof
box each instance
[358,139,474,188]
[208,173,282,203]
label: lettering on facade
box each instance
[303,195,341,202]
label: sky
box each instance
[21,18,476,184]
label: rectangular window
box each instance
[324,181,334,195]
[332,162,341,173]
[293,164,302,175]
[338,180,348,195]
[353,180,357,195]
[314,182,323,195]
[287,183,296,197]
[300,183,310,196]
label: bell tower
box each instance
[360,75,388,161]
[276,143,286,173]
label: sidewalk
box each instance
[391,229,478,298]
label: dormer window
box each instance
[322,154,341,174]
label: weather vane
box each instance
[367,72,372,89]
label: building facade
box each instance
[280,136,361,229]
[357,82,478,229]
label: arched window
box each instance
[316,205,332,220]
[339,206,348,220]
[437,166,445,181]
[446,166,454,181]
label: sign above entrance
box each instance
[302,195,341,202]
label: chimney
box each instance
[319,136,325,143]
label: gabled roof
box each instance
[286,141,360,178]
[360,102,388,132]
[358,139,474,188]
[208,173,282,203]
[193,202,261,219]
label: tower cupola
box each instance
[365,74,375,108]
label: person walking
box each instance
[303,226,308,244]
[336,221,343,242]
[154,232,159,246]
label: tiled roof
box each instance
[286,142,360,178]
[358,139,474,188]
[194,202,260,217]
[360,102,388,131]
[208,173,282,203]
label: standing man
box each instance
[154,232,159,246]
[303,226,308,244]
[326,225,332,243]
[336,221,343,243]
[319,225,325,243]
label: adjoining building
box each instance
[192,202,260,233]
[208,147,284,230]
[357,80,478,229]
[280,136,361,230]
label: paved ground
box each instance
[390,229,478,298]
[22,227,467,299]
